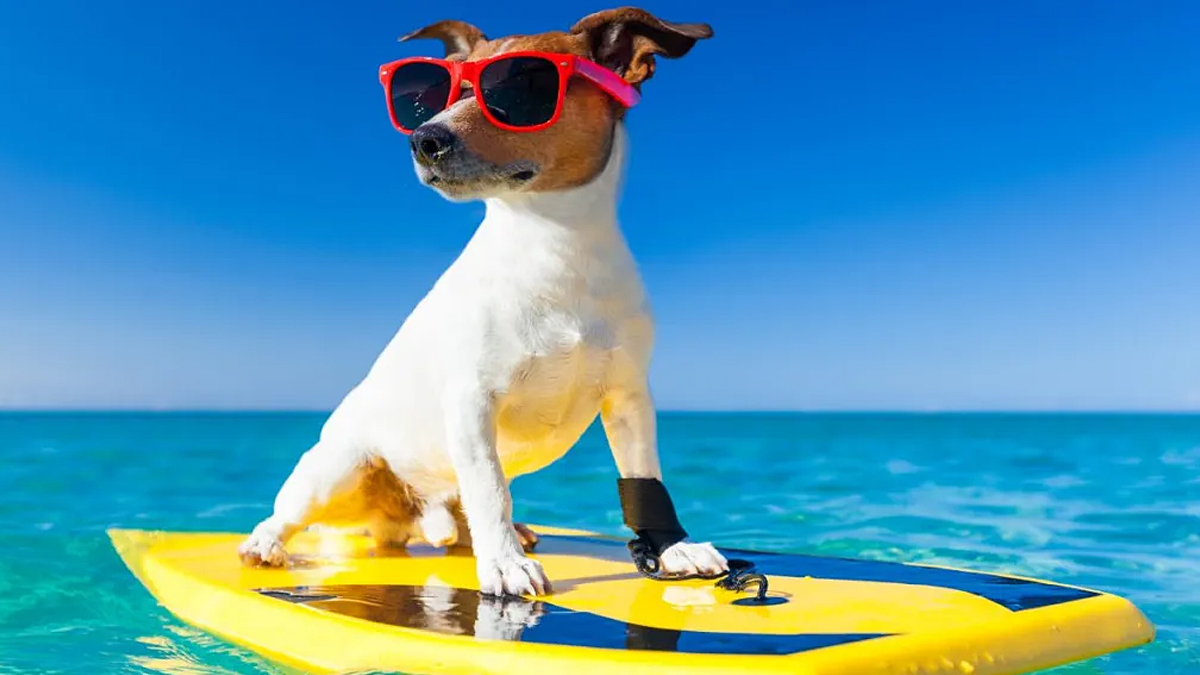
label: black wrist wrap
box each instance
[618,477,688,555]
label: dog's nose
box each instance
[410,124,458,165]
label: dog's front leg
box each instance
[601,381,728,577]
[239,441,362,566]
[445,386,551,596]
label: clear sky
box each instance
[1,1,1198,411]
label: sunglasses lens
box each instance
[479,56,561,128]
[389,62,452,130]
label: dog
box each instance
[238,7,726,597]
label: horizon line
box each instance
[2,408,1198,416]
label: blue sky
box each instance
[1,1,1198,411]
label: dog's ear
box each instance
[571,7,712,87]
[399,20,487,58]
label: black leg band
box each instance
[617,477,688,556]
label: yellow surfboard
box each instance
[109,526,1153,675]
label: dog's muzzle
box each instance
[408,123,540,194]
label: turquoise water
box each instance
[1,412,1197,674]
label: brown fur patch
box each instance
[360,457,424,522]
[307,457,422,532]
[571,8,713,87]
[450,31,619,192]
[399,20,487,58]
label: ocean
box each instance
[1,412,1196,674]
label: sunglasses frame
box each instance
[378,51,641,134]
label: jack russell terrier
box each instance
[239,7,727,597]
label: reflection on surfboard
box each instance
[255,582,884,654]
[259,583,546,642]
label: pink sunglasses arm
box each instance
[574,58,641,108]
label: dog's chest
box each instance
[491,290,643,476]
[445,207,649,476]
[498,303,612,418]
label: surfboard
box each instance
[109,525,1153,675]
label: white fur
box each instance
[240,123,727,595]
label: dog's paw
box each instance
[419,504,459,548]
[514,523,539,552]
[476,550,552,597]
[238,527,287,567]
[660,540,728,577]
[369,518,413,550]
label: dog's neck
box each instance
[482,123,626,234]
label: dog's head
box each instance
[394,8,712,201]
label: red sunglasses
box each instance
[377,51,640,134]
